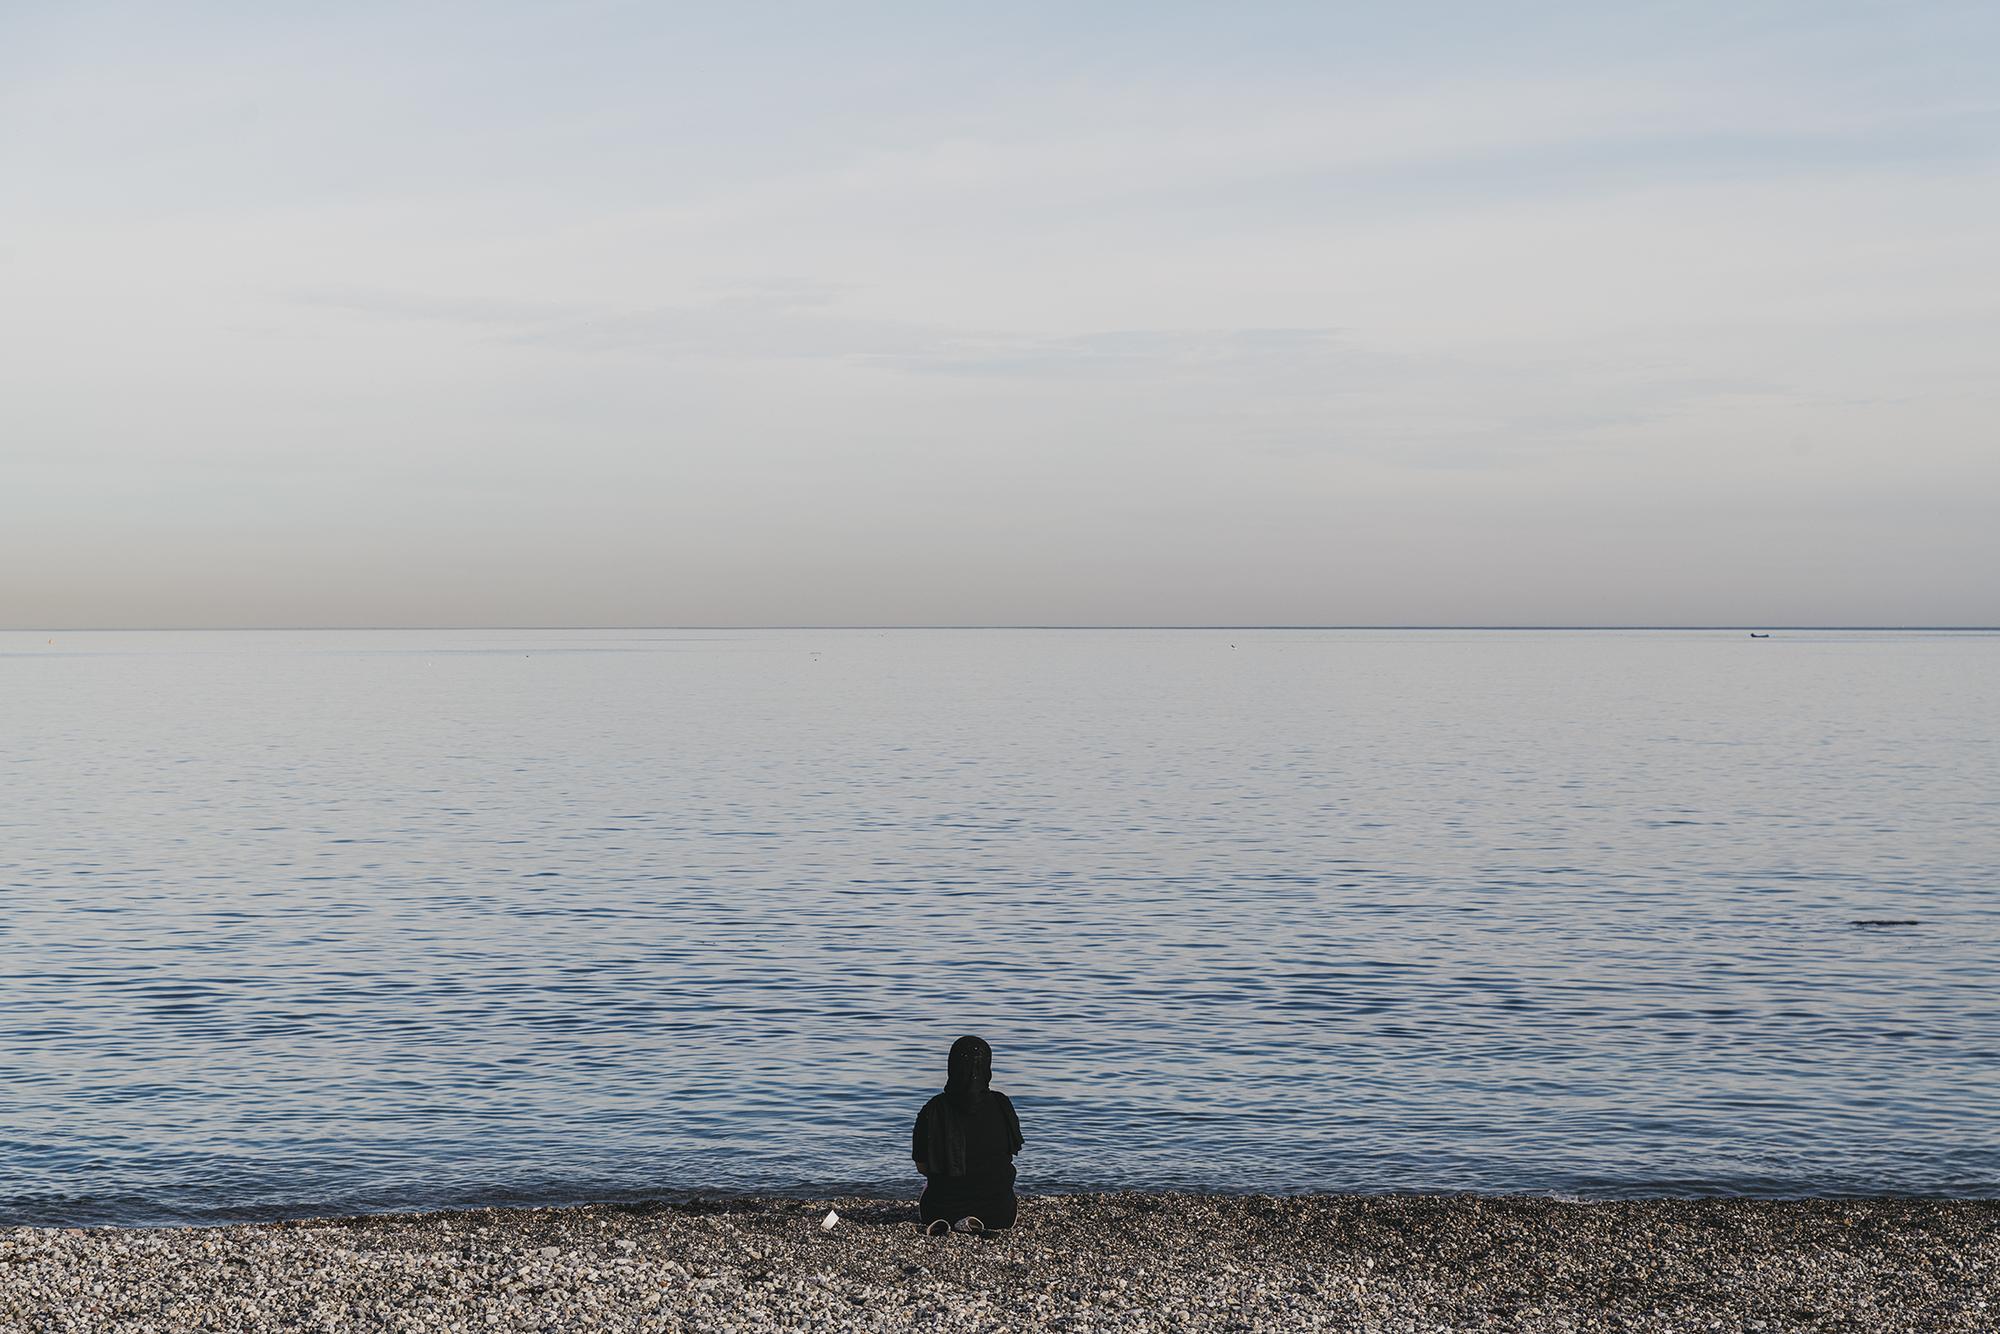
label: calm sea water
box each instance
[2,629,1996,1227]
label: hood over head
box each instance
[945,1035,993,1109]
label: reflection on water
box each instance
[2,629,1996,1226]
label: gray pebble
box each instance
[1,1193,1994,1331]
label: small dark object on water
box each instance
[1750,632,1770,638]
[1850,919,1921,927]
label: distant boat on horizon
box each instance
[1749,632,1770,638]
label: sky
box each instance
[4,1,1996,627]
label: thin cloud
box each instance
[294,285,1352,380]
[4,2,1997,626]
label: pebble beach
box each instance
[4,1192,1994,1332]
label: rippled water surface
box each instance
[3,629,1996,1225]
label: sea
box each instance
[2,628,1995,1227]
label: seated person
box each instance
[912,1035,1023,1232]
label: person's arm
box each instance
[913,1104,931,1176]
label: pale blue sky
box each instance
[4,1,1996,625]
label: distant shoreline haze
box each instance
[7,625,2000,634]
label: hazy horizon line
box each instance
[10,625,2000,634]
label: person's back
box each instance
[912,1035,1023,1231]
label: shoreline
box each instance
[4,1192,1995,1331]
[24,1179,1998,1235]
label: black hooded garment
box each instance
[912,1035,1023,1227]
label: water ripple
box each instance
[1,628,1996,1226]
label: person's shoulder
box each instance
[917,1092,949,1117]
[993,1091,1018,1110]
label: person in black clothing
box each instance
[912,1035,1023,1232]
